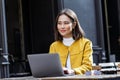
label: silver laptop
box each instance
[27,53,65,78]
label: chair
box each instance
[92,46,106,65]
[8,54,31,77]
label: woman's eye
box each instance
[64,21,70,24]
[57,21,71,25]
[58,22,61,25]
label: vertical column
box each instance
[117,0,120,46]
[0,0,9,78]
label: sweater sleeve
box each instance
[49,43,56,53]
[73,40,93,75]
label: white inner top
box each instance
[63,37,74,69]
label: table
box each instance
[39,74,120,80]
[2,74,120,80]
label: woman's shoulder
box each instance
[50,41,62,46]
[78,37,92,42]
[75,37,93,47]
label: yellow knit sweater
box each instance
[49,37,93,75]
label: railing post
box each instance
[0,49,9,78]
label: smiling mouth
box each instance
[60,30,66,33]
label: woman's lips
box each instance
[60,30,66,33]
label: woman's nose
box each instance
[61,24,65,28]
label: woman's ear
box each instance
[72,22,76,29]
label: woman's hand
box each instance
[63,67,75,75]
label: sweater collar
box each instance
[62,37,75,46]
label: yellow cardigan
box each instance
[49,37,93,75]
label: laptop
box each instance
[27,53,65,78]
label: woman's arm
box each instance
[73,40,93,74]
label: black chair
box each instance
[8,54,31,77]
[92,46,106,65]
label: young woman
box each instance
[49,8,93,75]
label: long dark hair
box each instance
[54,8,85,41]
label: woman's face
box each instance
[57,14,73,38]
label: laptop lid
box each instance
[27,53,64,78]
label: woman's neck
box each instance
[63,37,74,46]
